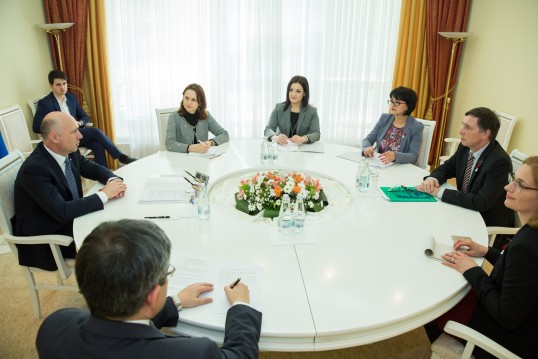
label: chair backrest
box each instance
[28,97,43,117]
[0,150,24,236]
[510,149,528,173]
[0,105,34,154]
[494,110,518,150]
[416,118,436,170]
[155,107,177,151]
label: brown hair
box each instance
[523,156,538,229]
[178,83,208,120]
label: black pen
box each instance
[230,277,241,289]
[185,170,202,183]
[144,216,170,219]
[401,185,414,192]
[183,176,200,190]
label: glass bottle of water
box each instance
[293,194,306,233]
[356,159,370,192]
[269,138,278,163]
[260,139,269,164]
[197,183,210,220]
[278,194,293,234]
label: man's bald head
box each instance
[41,112,82,156]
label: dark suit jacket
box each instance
[13,143,115,270]
[464,225,538,358]
[36,298,262,359]
[428,141,514,227]
[264,103,321,143]
[33,92,89,133]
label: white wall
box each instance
[0,0,52,139]
[448,0,538,157]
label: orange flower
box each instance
[293,185,301,194]
[274,186,282,197]
[294,174,302,183]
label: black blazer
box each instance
[464,225,538,358]
[428,141,514,227]
[13,143,115,270]
[37,298,262,359]
[33,92,89,133]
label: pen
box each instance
[230,277,241,289]
[401,185,414,192]
[183,176,200,189]
[144,216,170,219]
[185,170,202,183]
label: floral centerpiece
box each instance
[235,170,328,218]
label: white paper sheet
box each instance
[138,175,190,203]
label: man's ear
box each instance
[146,284,161,308]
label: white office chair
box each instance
[487,149,528,246]
[416,118,437,171]
[0,105,41,157]
[0,150,78,319]
[439,110,518,165]
[430,320,521,359]
[155,107,177,151]
[28,96,94,160]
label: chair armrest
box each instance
[30,139,41,144]
[4,233,73,246]
[444,320,521,359]
[86,122,94,127]
[444,138,461,144]
[487,227,519,236]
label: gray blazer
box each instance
[165,111,229,153]
[361,113,424,164]
[264,103,321,143]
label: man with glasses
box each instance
[36,220,262,359]
[416,107,514,227]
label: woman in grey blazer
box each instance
[362,86,423,165]
[166,83,229,153]
[264,75,320,144]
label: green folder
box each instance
[379,186,437,202]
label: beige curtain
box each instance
[86,0,117,169]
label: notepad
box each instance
[379,186,437,202]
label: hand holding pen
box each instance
[224,278,250,305]
[363,144,376,157]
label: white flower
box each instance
[248,204,256,211]
[313,192,319,200]
[308,201,314,208]
[276,199,281,206]
[256,203,263,211]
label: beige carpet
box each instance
[0,252,432,358]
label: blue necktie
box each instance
[65,158,80,199]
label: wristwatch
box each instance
[171,294,183,311]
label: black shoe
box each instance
[118,154,137,164]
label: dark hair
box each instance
[76,220,171,318]
[48,69,68,85]
[283,75,310,111]
[178,83,209,120]
[523,156,538,229]
[464,107,500,141]
[389,87,417,116]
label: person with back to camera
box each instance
[264,75,320,145]
[36,219,262,358]
[362,86,424,165]
[165,83,229,154]
[424,156,538,359]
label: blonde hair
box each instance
[523,156,538,229]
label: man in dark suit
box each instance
[416,107,514,227]
[33,69,136,168]
[36,219,262,359]
[14,112,128,270]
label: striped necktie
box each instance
[65,158,80,199]
[461,152,474,193]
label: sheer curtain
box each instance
[106,0,401,157]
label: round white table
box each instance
[74,139,487,351]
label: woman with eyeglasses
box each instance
[264,75,320,145]
[425,156,538,359]
[165,83,229,153]
[362,86,423,165]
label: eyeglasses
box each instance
[387,100,406,107]
[159,264,176,284]
[508,173,538,193]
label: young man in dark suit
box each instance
[416,107,514,227]
[36,219,262,359]
[33,69,136,168]
[14,112,128,270]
